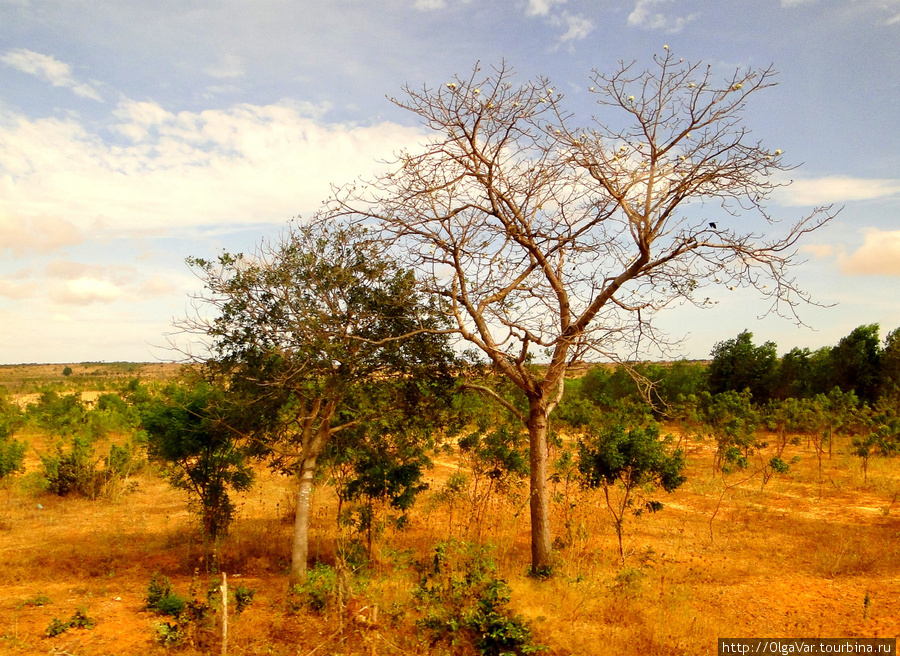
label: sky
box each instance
[1,0,898,365]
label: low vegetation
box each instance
[0,330,899,653]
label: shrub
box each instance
[578,423,686,564]
[145,573,188,617]
[44,609,95,638]
[233,583,256,614]
[290,563,339,613]
[0,434,26,481]
[40,437,140,498]
[145,573,217,648]
[41,436,97,497]
[413,541,544,656]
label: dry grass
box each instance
[1,392,899,654]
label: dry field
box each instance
[0,373,898,655]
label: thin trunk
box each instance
[527,397,553,575]
[290,454,318,585]
[289,401,337,585]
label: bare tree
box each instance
[329,52,835,574]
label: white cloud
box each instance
[0,49,103,101]
[55,277,124,305]
[0,99,425,243]
[778,176,900,206]
[205,54,246,79]
[0,279,37,299]
[627,0,697,32]
[414,0,447,8]
[0,214,83,256]
[526,0,567,17]
[800,243,835,260]
[841,228,900,276]
[555,13,594,42]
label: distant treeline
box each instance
[565,323,900,409]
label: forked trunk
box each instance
[527,398,553,575]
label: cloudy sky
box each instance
[1,0,898,364]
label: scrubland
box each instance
[0,364,898,656]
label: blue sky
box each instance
[1,0,898,364]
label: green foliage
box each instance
[558,361,705,425]
[577,423,686,494]
[458,423,528,487]
[290,563,340,613]
[40,435,97,496]
[186,221,459,578]
[577,423,686,563]
[413,541,544,656]
[232,583,255,614]
[830,324,882,403]
[16,593,51,609]
[68,608,95,629]
[61,366,73,377]
[44,609,95,638]
[39,436,140,498]
[698,390,761,471]
[155,621,185,646]
[881,329,900,395]
[26,391,87,436]
[45,618,69,638]
[0,434,26,480]
[145,573,217,648]
[707,330,778,403]
[142,381,254,539]
[145,573,188,617]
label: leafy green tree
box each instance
[881,328,900,396]
[830,324,882,403]
[853,395,900,484]
[706,331,779,403]
[577,422,685,564]
[324,385,440,556]
[179,221,457,581]
[26,391,87,437]
[0,394,25,480]
[699,389,761,471]
[774,347,813,399]
[0,434,26,481]
[142,381,254,539]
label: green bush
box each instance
[233,583,256,614]
[145,573,187,617]
[290,563,339,613]
[41,436,97,496]
[44,609,95,638]
[39,436,141,499]
[0,435,26,480]
[413,541,544,656]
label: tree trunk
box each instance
[289,400,337,586]
[527,398,553,574]
[290,454,318,585]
